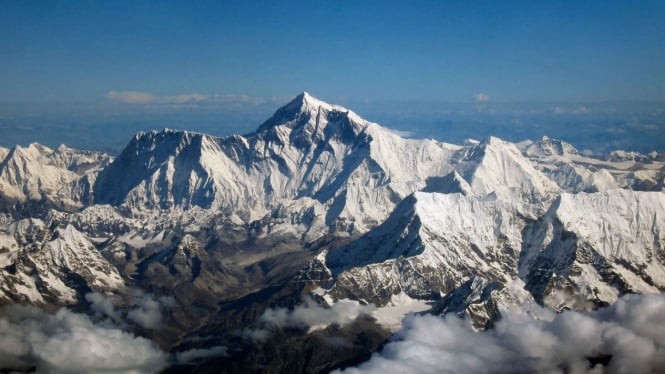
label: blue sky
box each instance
[2,0,665,103]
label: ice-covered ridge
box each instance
[92,94,482,233]
[520,189,665,309]
[325,191,526,304]
[520,136,665,192]
[0,142,110,209]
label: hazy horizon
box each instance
[1,93,664,156]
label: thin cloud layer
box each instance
[259,298,375,332]
[0,305,169,374]
[237,298,375,343]
[176,346,229,363]
[339,293,665,374]
[104,90,284,108]
[106,90,208,104]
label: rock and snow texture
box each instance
[521,189,665,310]
[93,93,463,234]
[1,91,664,327]
[0,218,124,304]
[521,136,665,192]
[0,143,110,211]
[326,192,525,305]
[324,187,665,325]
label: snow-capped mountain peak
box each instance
[256,92,368,137]
[0,142,110,211]
[523,136,580,157]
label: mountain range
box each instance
[1,93,664,373]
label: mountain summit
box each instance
[1,92,665,373]
[92,93,463,232]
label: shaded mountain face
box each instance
[1,93,664,372]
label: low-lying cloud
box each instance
[127,291,176,329]
[0,291,180,373]
[175,346,228,363]
[86,290,175,329]
[259,298,374,332]
[338,293,665,373]
[237,298,375,343]
[0,305,169,374]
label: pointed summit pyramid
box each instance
[89,93,463,234]
[256,92,369,132]
[253,92,370,149]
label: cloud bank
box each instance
[0,291,180,373]
[338,293,665,373]
[0,305,169,374]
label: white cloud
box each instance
[106,90,157,104]
[259,298,374,332]
[237,297,375,343]
[86,291,124,325]
[339,293,665,374]
[85,291,175,329]
[106,90,208,105]
[127,291,175,329]
[0,305,169,374]
[473,92,490,102]
[176,346,228,363]
[554,105,592,114]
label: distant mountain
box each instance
[0,143,110,213]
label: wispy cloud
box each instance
[176,346,229,364]
[553,105,592,114]
[473,92,490,102]
[106,90,208,104]
[237,297,375,343]
[259,298,374,332]
[86,290,175,329]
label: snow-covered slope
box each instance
[93,93,462,234]
[0,143,110,212]
[521,136,664,192]
[454,137,561,206]
[325,191,526,305]
[0,146,8,162]
[521,189,665,310]
[0,218,124,305]
[321,187,665,321]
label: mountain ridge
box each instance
[1,92,664,372]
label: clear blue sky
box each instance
[1,0,665,103]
